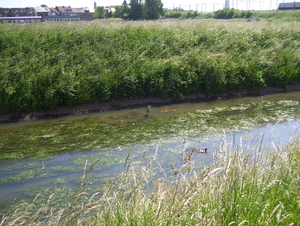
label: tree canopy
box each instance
[214,8,254,19]
[92,0,163,20]
[93,6,106,19]
[145,0,164,19]
[128,0,164,20]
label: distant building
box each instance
[0,7,36,17]
[41,6,93,21]
[35,6,58,17]
[0,6,93,23]
[105,7,116,14]
[0,16,42,23]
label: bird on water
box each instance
[198,148,207,154]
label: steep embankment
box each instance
[1,19,300,117]
[2,85,300,123]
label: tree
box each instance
[128,0,164,20]
[165,11,182,19]
[244,10,253,18]
[121,0,130,19]
[145,0,164,19]
[111,5,123,18]
[93,6,105,19]
[128,0,144,20]
[106,10,113,18]
[213,8,236,19]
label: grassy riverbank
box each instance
[253,10,300,22]
[1,19,300,113]
[1,137,299,225]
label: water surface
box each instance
[1,92,300,214]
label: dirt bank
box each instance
[1,85,300,124]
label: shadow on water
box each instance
[1,92,300,213]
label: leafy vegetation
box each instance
[102,0,164,20]
[93,6,106,19]
[214,8,254,19]
[164,9,201,19]
[1,19,300,114]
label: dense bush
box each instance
[214,8,254,19]
[0,20,300,113]
[164,11,182,18]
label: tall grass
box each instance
[254,10,300,22]
[1,20,300,113]
[1,136,299,225]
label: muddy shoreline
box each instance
[1,85,300,124]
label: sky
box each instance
[0,0,288,12]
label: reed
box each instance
[1,20,300,113]
[1,136,299,225]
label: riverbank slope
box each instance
[1,85,300,123]
[1,20,300,118]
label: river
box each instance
[1,92,300,215]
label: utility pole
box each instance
[260,1,262,10]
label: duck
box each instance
[198,148,207,154]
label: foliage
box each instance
[0,20,300,113]
[128,0,144,20]
[110,5,123,18]
[93,6,106,19]
[214,8,236,19]
[214,8,254,19]
[145,0,164,19]
[128,0,164,20]
[164,10,182,18]
[165,10,199,19]
[121,0,130,19]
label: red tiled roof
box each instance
[56,6,89,13]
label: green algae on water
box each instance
[0,100,300,161]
